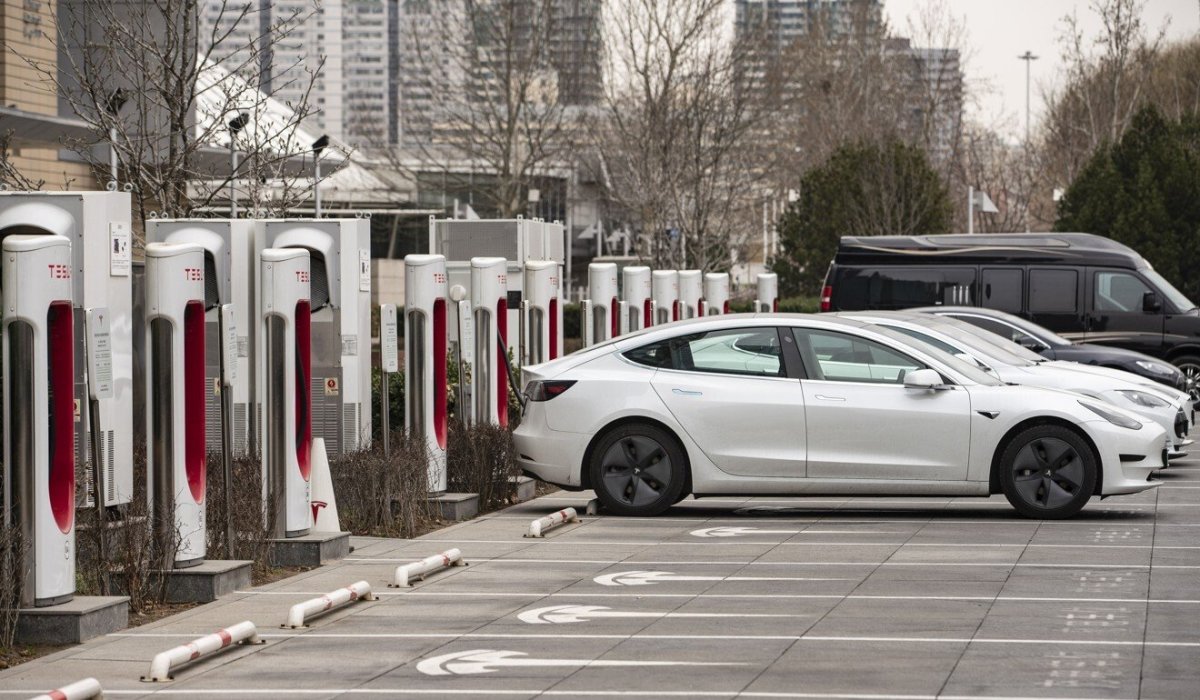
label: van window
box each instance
[981,269,1022,312]
[837,267,975,310]
[1029,270,1077,313]
[1095,271,1152,313]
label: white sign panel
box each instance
[109,222,131,276]
[457,300,474,365]
[359,248,371,292]
[381,304,398,373]
[85,307,113,400]
[220,304,237,383]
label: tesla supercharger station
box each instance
[756,272,779,313]
[620,266,653,334]
[582,262,618,347]
[0,192,133,509]
[3,234,76,606]
[405,254,448,492]
[144,243,207,566]
[469,257,508,427]
[652,270,680,326]
[678,270,703,319]
[146,220,257,456]
[259,249,312,538]
[704,272,731,316]
[522,260,561,365]
[263,220,371,457]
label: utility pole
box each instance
[1018,51,1039,145]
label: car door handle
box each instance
[672,388,703,396]
[814,394,846,402]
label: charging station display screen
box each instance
[47,301,74,534]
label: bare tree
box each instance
[593,0,771,270]
[395,0,587,217]
[18,0,328,225]
[0,128,48,191]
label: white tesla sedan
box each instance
[838,311,1192,459]
[514,315,1165,519]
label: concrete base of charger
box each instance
[426,492,479,521]
[267,531,350,567]
[13,595,130,645]
[510,476,537,503]
[157,560,253,603]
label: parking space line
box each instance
[342,556,1193,569]
[0,689,1148,699]
[347,541,1200,553]
[105,631,1200,647]
[232,590,1200,604]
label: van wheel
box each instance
[589,423,687,516]
[999,425,1097,519]
[1173,354,1200,401]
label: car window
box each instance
[947,314,1047,350]
[1095,271,1152,313]
[624,328,783,377]
[981,269,1023,312]
[792,328,925,384]
[1029,270,1078,313]
[886,326,963,356]
[683,328,783,377]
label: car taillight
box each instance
[526,380,576,402]
[819,285,832,312]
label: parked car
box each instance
[514,314,1165,519]
[837,310,1192,459]
[908,305,1188,393]
[819,232,1200,393]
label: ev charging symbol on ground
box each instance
[518,604,803,624]
[593,570,851,586]
[416,649,745,676]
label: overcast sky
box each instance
[883,0,1200,140]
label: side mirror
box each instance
[903,368,945,390]
[1143,291,1162,313]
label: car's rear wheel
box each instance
[590,423,687,516]
[999,425,1097,519]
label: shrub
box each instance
[330,432,435,538]
[446,420,520,511]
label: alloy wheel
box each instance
[1010,437,1085,511]
[1179,361,1200,401]
[600,435,673,508]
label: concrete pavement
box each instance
[3,460,1199,698]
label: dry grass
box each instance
[330,431,435,538]
[0,524,27,648]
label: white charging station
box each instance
[259,248,312,538]
[2,234,76,606]
[678,270,703,319]
[263,219,371,457]
[704,272,731,316]
[756,272,779,313]
[0,192,133,508]
[469,257,509,427]
[582,262,618,347]
[144,243,207,566]
[404,254,448,492]
[652,270,679,326]
[620,266,652,334]
[146,219,258,456]
[522,260,562,365]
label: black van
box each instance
[820,232,1200,390]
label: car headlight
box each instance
[1135,360,1177,376]
[1115,389,1172,408]
[1079,400,1143,429]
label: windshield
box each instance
[1141,267,1196,313]
[921,317,1044,366]
[867,324,1003,386]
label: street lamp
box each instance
[1017,51,1038,145]
[104,88,127,186]
[227,112,249,219]
[312,134,329,218]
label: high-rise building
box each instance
[344,0,390,144]
[735,0,882,49]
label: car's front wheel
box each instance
[590,423,687,516]
[999,425,1097,519]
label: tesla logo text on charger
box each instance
[48,264,71,279]
[184,267,202,281]
[296,270,310,283]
